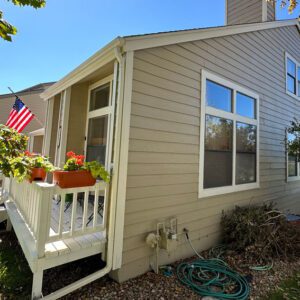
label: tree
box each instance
[0,0,45,41]
[268,0,298,14]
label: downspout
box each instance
[42,43,125,300]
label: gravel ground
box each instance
[56,253,300,300]
[0,231,300,299]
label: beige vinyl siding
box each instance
[66,83,89,154]
[267,2,275,21]
[32,135,44,153]
[227,0,262,25]
[0,91,47,135]
[115,25,300,282]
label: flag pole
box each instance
[7,87,44,128]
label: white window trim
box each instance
[285,52,300,100]
[286,130,300,182]
[199,70,260,198]
[85,75,114,171]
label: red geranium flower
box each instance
[24,150,33,157]
[66,151,76,158]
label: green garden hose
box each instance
[177,231,250,300]
[176,259,250,300]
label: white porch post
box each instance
[32,269,43,300]
[112,51,134,269]
[55,88,71,168]
[43,97,54,156]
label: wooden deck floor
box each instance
[50,197,103,233]
[44,197,105,258]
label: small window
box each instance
[206,80,232,112]
[236,93,256,119]
[200,71,259,197]
[89,84,110,111]
[287,132,299,179]
[286,54,300,98]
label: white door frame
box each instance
[85,75,114,170]
[55,88,71,167]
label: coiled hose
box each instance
[176,231,250,300]
[177,259,250,300]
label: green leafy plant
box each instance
[62,151,110,183]
[0,125,28,177]
[286,118,300,159]
[9,152,54,182]
[85,161,110,183]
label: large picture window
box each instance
[199,71,259,197]
[286,53,300,99]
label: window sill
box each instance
[287,176,300,182]
[286,90,300,101]
[198,182,260,199]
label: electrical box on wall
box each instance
[157,218,178,253]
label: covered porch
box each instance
[1,40,133,299]
[3,177,109,299]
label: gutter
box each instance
[42,46,125,300]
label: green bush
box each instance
[0,125,28,177]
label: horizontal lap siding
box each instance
[227,0,262,25]
[118,26,300,281]
[267,2,275,21]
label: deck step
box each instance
[0,206,7,223]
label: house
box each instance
[2,0,300,299]
[0,82,54,153]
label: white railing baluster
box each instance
[102,186,108,228]
[70,192,77,234]
[82,189,89,231]
[58,192,66,238]
[93,186,99,228]
[27,185,33,228]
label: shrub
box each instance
[0,125,28,177]
[9,153,54,182]
[221,203,300,260]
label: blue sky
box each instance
[0,0,299,94]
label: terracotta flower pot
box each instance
[53,170,96,188]
[29,168,47,183]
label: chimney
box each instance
[226,0,276,26]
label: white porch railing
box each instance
[7,178,108,257]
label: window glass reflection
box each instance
[236,92,256,119]
[236,122,257,184]
[204,115,233,188]
[206,80,232,112]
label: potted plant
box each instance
[26,151,55,182]
[9,151,55,183]
[53,151,110,188]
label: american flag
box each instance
[6,97,34,132]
